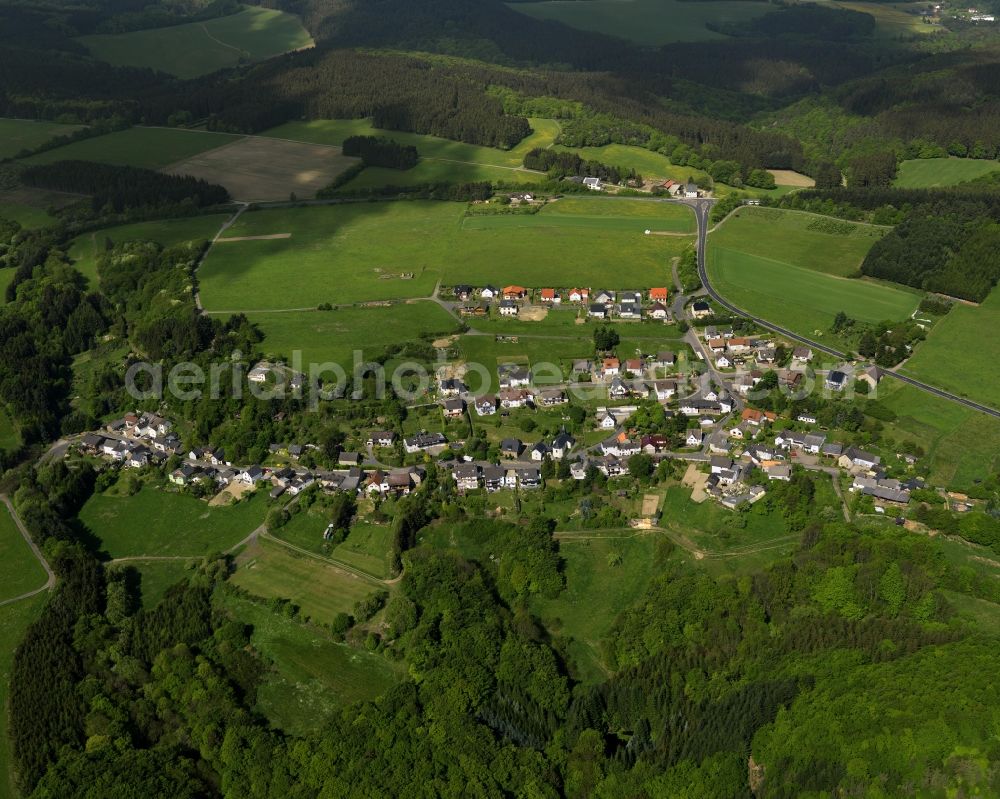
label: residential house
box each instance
[727,337,752,353]
[366,431,397,448]
[649,302,668,320]
[710,456,734,474]
[602,357,621,378]
[572,359,593,375]
[756,347,776,365]
[649,287,669,303]
[499,366,531,388]
[483,465,505,492]
[684,182,698,198]
[608,377,630,399]
[238,466,265,484]
[858,365,881,390]
[474,395,498,416]
[536,388,567,407]
[517,467,542,488]
[552,432,575,459]
[653,380,677,401]
[248,364,270,383]
[210,447,229,467]
[655,351,676,369]
[501,438,523,458]
[453,463,480,491]
[442,398,465,418]
[582,176,603,191]
[169,464,199,485]
[502,285,527,300]
[707,338,727,355]
[570,460,590,480]
[641,434,669,454]
[593,290,615,306]
[568,288,590,303]
[825,370,848,391]
[288,444,304,459]
[765,463,792,481]
[624,358,644,375]
[540,288,560,303]
[599,455,625,477]
[403,432,447,454]
[499,388,531,409]
[796,414,817,425]
[339,451,361,466]
[80,433,105,453]
[686,429,704,448]
[716,354,733,369]
[821,442,843,458]
[840,446,880,470]
[439,378,466,397]
[531,442,549,461]
[588,303,607,319]
[499,300,519,317]
[480,285,498,300]
[792,346,813,362]
[453,284,473,301]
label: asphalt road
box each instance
[683,198,1000,420]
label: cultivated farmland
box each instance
[78,7,313,79]
[22,127,242,170]
[901,287,1000,409]
[197,200,692,312]
[0,118,83,159]
[707,208,918,348]
[894,157,1000,188]
[78,486,267,558]
[508,0,773,43]
[164,136,360,201]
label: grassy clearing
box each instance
[508,0,772,44]
[249,302,459,367]
[553,143,711,184]
[216,591,400,736]
[0,594,45,799]
[69,214,227,286]
[901,287,1000,410]
[875,381,1000,489]
[78,7,313,79]
[343,160,544,190]
[707,208,917,347]
[0,408,18,450]
[0,118,84,160]
[198,201,691,312]
[264,117,561,168]
[894,157,1000,188]
[711,207,888,278]
[274,508,395,579]
[815,0,941,36]
[231,537,384,626]
[79,486,267,559]
[22,127,242,170]
[531,532,664,682]
[0,504,46,603]
[0,203,55,229]
[133,561,197,609]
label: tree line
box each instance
[341,135,418,169]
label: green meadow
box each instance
[264,117,561,167]
[216,591,400,736]
[508,0,772,44]
[901,287,1000,410]
[706,208,917,347]
[0,118,84,159]
[231,538,385,626]
[197,201,692,312]
[0,203,55,229]
[22,127,241,170]
[249,302,460,368]
[70,214,227,286]
[894,157,1000,188]
[79,487,267,559]
[0,504,46,603]
[78,7,313,79]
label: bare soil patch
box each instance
[210,480,253,506]
[641,494,659,517]
[164,137,360,201]
[767,169,815,187]
[518,305,548,321]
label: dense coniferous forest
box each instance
[341,135,419,169]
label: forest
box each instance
[341,135,419,169]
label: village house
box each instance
[858,365,881,390]
[588,303,608,319]
[366,431,397,448]
[792,346,813,363]
[238,465,265,484]
[641,434,669,454]
[499,366,531,388]
[502,285,528,300]
[691,300,712,319]
[453,284,473,301]
[474,395,497,416]
[599,455,625,477]
[501,438,523,458]
[499,300,519,317]
[539,288,560,303]
[756,347,776,365]
[480,285,498,300]
[716,354,733,369]
[653,380,677,401]
[825,370,848,391]
[499,388,532,409]
[569,288,590,303]
[765,463,792,481]
[169,464,199,485]
[572,359,593,376]
[602,357,621,378]
[686,429,704,447]
[582,176,603,191]
[552,432,576,459]
[840,446,881,470]
[442,398,465,418]
[535,388,567,407]
[338,451,361,466]
[655,351,676,369]
[708,338,727,355]
[594,290,615,306]
[727,337,752,354]
[439,377,466,397]
[531,442,549,461]
[483,465,505,492]
[649,302,668,320]
[403,431,447,454]
[247,363,271,384]
[453,462,480,492]
[649,287,669,303]
[608,377,630,399]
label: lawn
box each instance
[248,302,460,368]
[456,335,595,391]
[530,532,665,682]
[78,486,267,559]
[69,214,227,286]
[901,287,1000,410]
[508,0,773,44]
[22,127,242,170]
[875,381,1000,489]
[216,591,400,736]
[707,209,918,348]
[894,157,1000,188]
[78,7,313,79]
[197,201,692,312]
[0,594,46,799]
[0,118,83,159]
[231,537,385,626]
[264,117,561,168]
[0,504,46,603]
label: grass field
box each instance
[0,504,46,603]
[0,408,18,450]
[78,7,313,79]
[133,561,197,609]
[815,0,941,36]
[231,537,385,625]
[69,214,227,286]
[264,117,561,168]
[553,143,712,184]
[901,287,1000,410]
[198,201,691,312]
[216,591,400,736]
[22,127,241,170]
[249,302,460,367]
[0,594,45,799]
[875,381,1000,488]
[509,0,772,43]
[707,208,918,347]
[531,532,664,682]
[79,487,267,559]
[275,512,395,579]
[894,157,1000,188]
[0,203,55,229]
[0,118,84,160]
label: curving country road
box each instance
[0,495,56,607]
[682,198,1000,420]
